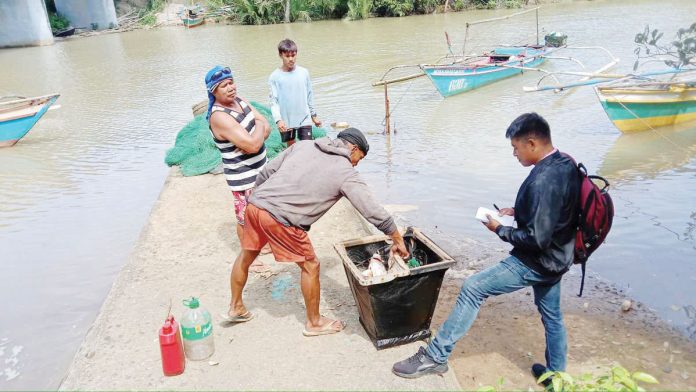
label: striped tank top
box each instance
[209,99,267,191]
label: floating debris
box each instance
[331,121,349,128]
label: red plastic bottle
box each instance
[159,315,185,376]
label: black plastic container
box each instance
[335,229,455,349]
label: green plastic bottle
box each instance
[180,297,214,360]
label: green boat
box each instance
[181,7,205,28]
[596,83,696,133]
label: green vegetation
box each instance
[139,0,168,26]
[175,0,534,25]
[478,365,658,392]
[469,0,521,9]
[49,12,71,31]
[634,23,696,70]
[346,0,371,20]
[44,0,70,31]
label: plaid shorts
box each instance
[232,189,253,226]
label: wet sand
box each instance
[60,169,696,390]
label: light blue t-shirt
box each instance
[268,65,316,128]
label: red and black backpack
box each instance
[563,153,615,296]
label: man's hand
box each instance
[311,115,322,127]
[276,120,287,133]
[389,231,409,259]
[483,214,502,233]
[498,207,514,217]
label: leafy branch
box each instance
[478,365,658,392]
[634,23,696,70]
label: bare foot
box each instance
[249,260,271,273]
[303,316,346,336]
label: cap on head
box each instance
[337,127,369,156]
[205,65,234,120]
[205,65,234,93]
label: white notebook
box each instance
[475,207,515,227]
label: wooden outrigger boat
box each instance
[596,83,696,133]
[421,46,550,97]
[0,94,60,147]
[180,5,205,28]
[374,8,617,99]
[525,60,696,133]
[53,26,76,37]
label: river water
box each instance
[1,0,695,388]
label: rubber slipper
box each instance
[302,320,346,337]
[220,311,254,323]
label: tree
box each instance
[634,23,696,70]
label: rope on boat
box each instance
[381,77,418,128]
[463,7,540,55]
[614,95,690,154]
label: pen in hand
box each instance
[493,204,500,212]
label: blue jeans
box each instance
[426,255,567,371]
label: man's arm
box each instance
[210,111,265,153]
[493,180,563,251]
[268,77,286,132]
[339,172,408,258]
[340,172,396,235]
[240,98,271,140]
[305,70,321,127]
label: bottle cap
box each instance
[183,297,200,309]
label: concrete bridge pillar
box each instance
[0,0,54,48]
[55,0,119,31]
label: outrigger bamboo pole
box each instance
[463,7,540,56]
[536,8,539,46]
[465,7,539,26]
[384,83,391,134]
[524,68,693,92]
[372,72,425,87]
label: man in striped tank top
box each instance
[206,65,272,273]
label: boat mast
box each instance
[462,7,540,55]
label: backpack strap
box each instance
[578,261,586,297]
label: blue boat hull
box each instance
[422,47,547,97]
[0,95,58,147]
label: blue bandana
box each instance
[204,65,234,120]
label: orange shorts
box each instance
[242,204,316,263]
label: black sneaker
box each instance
[392,347,449,379]
[532,363,552,387]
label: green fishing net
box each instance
[165,102,327,176]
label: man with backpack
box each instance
[392,113,580,384]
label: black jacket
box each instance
[495,151,580,276]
